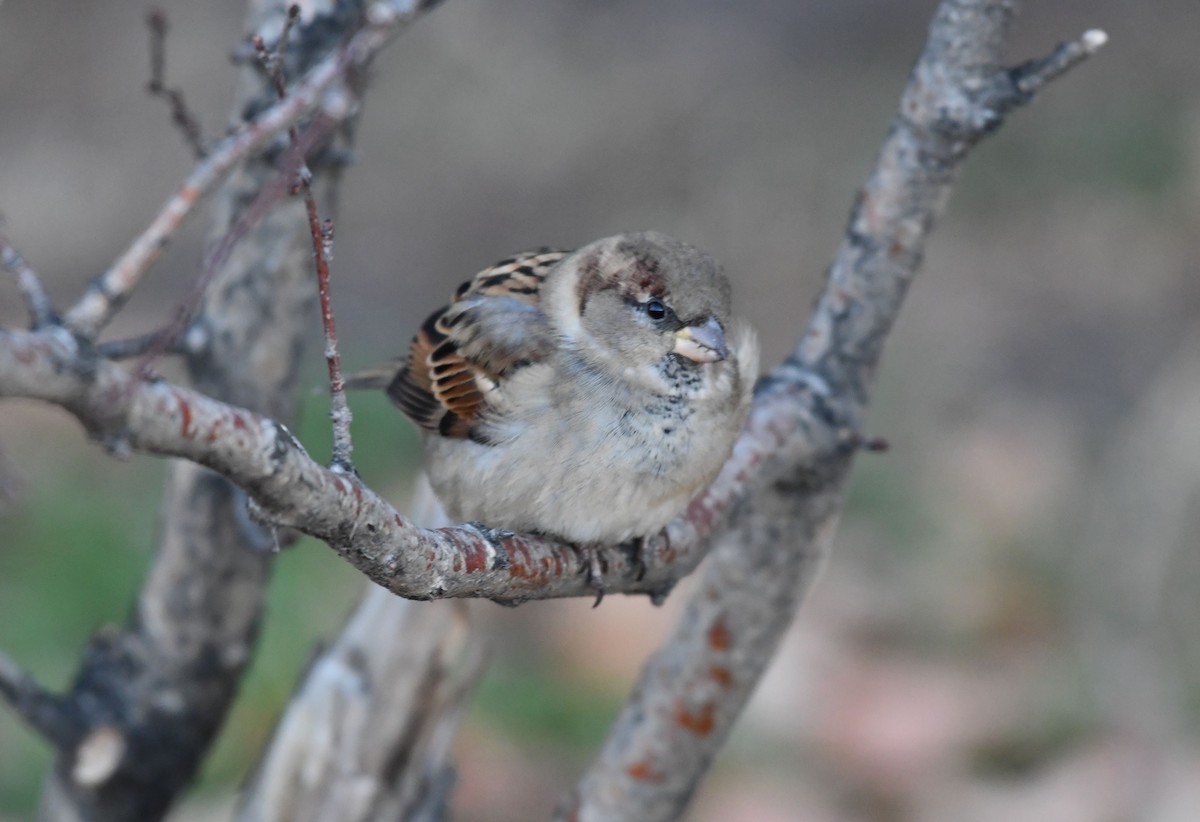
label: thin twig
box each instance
[253,3,301,102]
[1012,28,1108,97]
[96,327,194,360]
[145,8,208,159]
[255,4,355,468]
[62,0,441,340]
[0,234,56,328]
[130,117,336,379]
[308,209,354,468]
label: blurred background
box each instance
[2,0,1199,819]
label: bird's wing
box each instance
[387,248,570,440]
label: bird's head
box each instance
[545,231,734,382]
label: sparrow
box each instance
[355,231,758,593]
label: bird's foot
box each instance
[573,543,608,607]
[465,521,515,550]
[628,536,649,582]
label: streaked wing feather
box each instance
[387,248,570,440]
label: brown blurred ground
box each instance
[3,1,1200,819]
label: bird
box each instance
[353,231,758,595]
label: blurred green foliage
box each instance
[470,667,626,756]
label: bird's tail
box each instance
[342,361,403,391]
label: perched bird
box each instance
[357,231,758,589]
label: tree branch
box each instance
[253,6,356,468]
[62,0,444,340]
[0,649,78,750]
[0,326,821,605]
[145,8,209,159]
[1,234,57,329]
[5,3,442,819]
[237,482,489,822]
[563,3,1105,819]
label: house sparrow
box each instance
[359,231,758,592]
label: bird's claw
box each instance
[465,521,514,549]
[629,536,649,582]
[573,543,608,607]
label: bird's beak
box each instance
[673,317,728,363]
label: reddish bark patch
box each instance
[462,540,488,574]
[707,617,731,651]
[709,666,734,688]
[674,701,716,736]
[685,494,715,533]
[508,541,535,579]
[231,412,247,430]
[206,418,222,443]
[177,395,193,438]
[627,759,666,782]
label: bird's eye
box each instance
[645,300,667,320]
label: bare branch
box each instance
[0,649,77,749]
[239,482,488,821]
[1012,28,1107,98]
[255,4,356,467]
[307,210,355,468]
[20,3,446,819]
[116,115,337,382]
[564,2,1107,818]
[145,8,208,159]
[0,326,822,604]
[95,326,198,360]
[252,4,302,104]
[1,233,56,328]
[62,0,445,340]
[239,595,486,822]
[123,115,338,380]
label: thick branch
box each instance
[564,2,1105,819]
[0,328,823,605]
[238,482,489,822]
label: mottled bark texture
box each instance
[0,0,1101,820]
